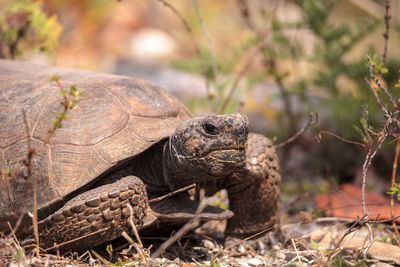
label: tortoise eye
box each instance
[203,123,219,135]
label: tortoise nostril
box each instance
[203,123,219,135]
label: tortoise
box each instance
[0,60,281,252]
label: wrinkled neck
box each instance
[163,139,208,191]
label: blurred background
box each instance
[2,0,400,221]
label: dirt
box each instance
[2,218,400,267]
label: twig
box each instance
[367,59,398,109]
[121,231,147,264]
[149,183,195,203]
[363,223,373,257]
[368,214,400,224]
[44,228,109,251]
[274,112,318,148]
[126,203,143,248]
[7,222,21,247]
[7,209,26,239]
[317,131,366,148]
[333,214,368,251]
[90,249,111,265]
[382,0,391,65]
[211,225,275,262]
[236,0,260,35]
[31,172,39,257]
[192,0,219,86]
[365,77,388,114]
[219,0,281,113]
[124,203,147,264]
[151,189,206,258]
[390,137,400,242]
[291,238,304,267]
[155,0,213,108]
[21,109,39,257]
[361,133,387,216]
[359,132,387,256]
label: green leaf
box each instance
[311,239,320,250]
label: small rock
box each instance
[276,251,286,260]
[272,244,281,250]
[202,239,215,250]
[248,258,262,266]
[371,263,395,267]
[257,240,265,251]
[238,245,246,253]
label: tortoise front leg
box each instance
[225,133,281,237]
[35,176,147,252]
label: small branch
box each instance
[236,0,260,36]
[44,228,109,251]
[149,183,195,203]
[211,225,275,262]
[363,223,373,257]
[156,0,214,108]
[126,203,144,248]
[121,231,147,264]
[382,0,391,65]
[31,173,39,257]
[274,112,318,148]
[219,0,281,113]
[151,189,206,258]
[390,137,400,242]
[124,203,147,263]
[365,77,388,114]
[368,214,400,224]
[192,0,219,86]
[21,109,39,256]
[90,249,112,265]
[367,59,398,109]
[7,208,26,239]
[361,133,388,216]
[360,132,388,256]
[317,131,366,148]
[329,213,400,257]
[333,214,368,250]
[291,239,304,267]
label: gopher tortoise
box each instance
[0,60,280,251]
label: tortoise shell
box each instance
[0,60,192,226]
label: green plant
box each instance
[0,0,62,58]
[387,182,400,201]
[48,74,83,135]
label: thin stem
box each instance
[151,189,206,258]
[156,0,214,109]
[317,131,366,148]
[192,0,219,87]
[382,0,391,65]
[219,0,281,113]
[390,137,400,242]
[363,223,373,257]
[149,183,195,203]
[275,112,318,148]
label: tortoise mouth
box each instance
[200,145,246,157]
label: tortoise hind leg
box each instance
[225,133,281,237]
[35,176,147,252]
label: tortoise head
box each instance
[163,113,249,191]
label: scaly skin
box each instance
[225,133,281,236]
[36,176,147,251]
